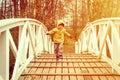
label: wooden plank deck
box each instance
[19,53,120,80]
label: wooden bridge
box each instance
[19,53,120,80]
[0,18,120,80]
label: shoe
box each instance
[56,58,59,61]
[59,55,63,59]
[56,56,59,61]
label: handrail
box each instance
[75,17,120,74]
[0,18,54,80]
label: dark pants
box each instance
[54,43,63,58]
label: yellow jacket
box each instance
[48,27,70,43]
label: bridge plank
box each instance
[68,60,77,80]
[100,67,116,80]
[101,62,111,67]
[88,68,99,80]
[25,63,39,80]
[21,63,35,80]
[89,62,97,67]
[68,58,77,80]
[48,62,56,80]
[23,63,34,74]
[55,76,62,80]
[47,76,55,80]
[62,61,69,80]
[75,68,84,80]
[56,68,62,74]
[42,57,53,80]
[114,76,120,80]
[99,76,108,80]
[54,60,62,80]
[85,61,100,80]
[105,68,112,73]
[48,68,54,80]
[40,76,48,80]
[79,63,85,67]
[69,67,77,80]
[18,76,25,80]
[93,67,103,74]
[81,68,92,80]
[62,76,69,80]
[19,53,120,80]
[94,65,108,80]
[106,76,115,80]
[88,63,102,80]
[93,67,109,80]
[32,63,40,80]
[35,61,46,80]
[73,62,79,67]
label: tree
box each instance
[33,0,60,29]
[20,0,27,17]
[88,0,120,22]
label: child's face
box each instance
[57,24,64,29]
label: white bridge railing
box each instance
[0,18,54,80]
[75,18,120,74]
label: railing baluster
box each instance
[9,31,17,58]
[0,18,54,80]
[75,18,120,74]
[0,30,9,80]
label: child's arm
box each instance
[46,32,50,35]
[46,28,56,35]
[64,30,72,38]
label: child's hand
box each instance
[46,32,50,35]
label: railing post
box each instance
[44,34,49,53]
[98,24,110,59]
[78,39,82,53]
[52,42,54,54]
[75,42,78,54]
[49,40,53,54]
[0,31,9,80]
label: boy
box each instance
[46,20,72,60]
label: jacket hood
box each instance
[57,20,64,26]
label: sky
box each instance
[0,0,2,4]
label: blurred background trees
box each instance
[0,0,120,37]
[87,0,120,22]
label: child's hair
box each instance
[58,23,64,27]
